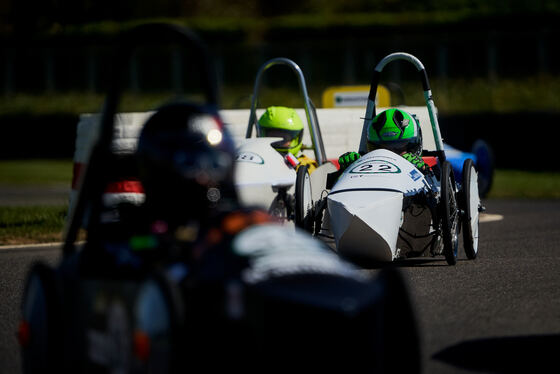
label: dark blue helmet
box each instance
[136,102,237,224]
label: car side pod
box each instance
[235,137,297,210]
[328,190,403,262]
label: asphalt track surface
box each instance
[1,199,559,373]
[0,186,70,206]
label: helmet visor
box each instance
[259,128,303,150]
[367,140,409,154]
[367,138,422,156]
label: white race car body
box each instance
[234,137,296,211]
[234,137,337,217]
[327,149,437,261]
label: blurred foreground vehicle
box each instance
[18,24,420,373]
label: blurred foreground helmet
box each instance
[367,108,422,156]
[257,106,304,156]
[136,103,237,224]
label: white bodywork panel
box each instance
[234,137,338,214]
[327,149,432,261]
[234,138,296,210]
[330,149,428,195]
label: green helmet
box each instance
[257,106,304,156]
[366,108,422,155]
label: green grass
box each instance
[487,170,560,199]
[0,92,166,117]
[403,76,560,114]
[0,159,72,244]
[0,160,72,244]
[0,159,73,185]
[1,75,559,116]
[0,205,67,245]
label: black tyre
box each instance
[461,159,480,259]
[20,262,62,374]
[295,165,314,233]
[441,161,459,265]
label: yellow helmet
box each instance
[257,106,304,156]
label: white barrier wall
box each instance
[222,106,435,158]
[220,108,367,160]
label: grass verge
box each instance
[1,75,560,115]
[487,170,560,199]
[0,159,73,185]
[0,205,67,245]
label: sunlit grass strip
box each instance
[487,170,560,199]
[0,205,67,245]
[0,159,73,185]
[1,75,560,115]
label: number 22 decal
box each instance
[350,160,401,174]
[236,151,264,164]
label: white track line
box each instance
[0,241,63,251]
[480,213,504,223]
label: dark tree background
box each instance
[3,0,559,35]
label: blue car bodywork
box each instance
[445,140,494,198]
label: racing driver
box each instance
[338,108,428,173]
[257,106,318,172]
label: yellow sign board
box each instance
[321,85,390,108]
